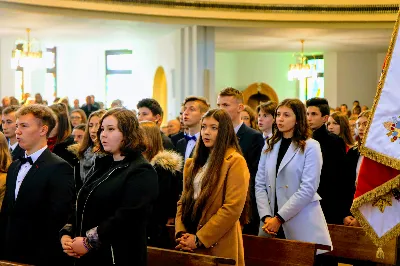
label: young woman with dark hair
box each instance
[343,110,372,227]
[77,110,107,179]
[175,109,249,266]
[255,98,332,253]
[140,121,183,247]
[327,112,355,152]
[49,103,77,166]
[60,108,158,266]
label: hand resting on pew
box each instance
[175,233,198,252]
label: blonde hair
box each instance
[0,132,11,173]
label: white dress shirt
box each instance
[8,140,18,152]
[234,122,244,134]
[185,132,200,161]
[263,132,273,141]
[15,146,47,199]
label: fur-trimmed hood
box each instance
[67,143,80,157]
[150,150,183,174]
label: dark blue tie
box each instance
[19,156,33,165]
[185,135,197,142]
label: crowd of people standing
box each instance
[0,89,370,266]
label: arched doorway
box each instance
[242,82,279,110]
[153,66,168,125]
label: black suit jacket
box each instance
[170,131,185,147]
[236,124,264,179]
[161,131,175,150]
[236,124,264,235]
[312,124,347,224]
[176,137,196,168]
[11,144,25,161]
[0,148,75,265]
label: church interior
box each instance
[0,0,399,265]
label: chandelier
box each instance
[288,40,317,81]
[11,28,43,69]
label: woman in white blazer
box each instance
[255,98,332,253]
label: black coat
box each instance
[11,144,25,161]
[147,150,183,248]
[61,152,158,266]
[312,124,347,224]
[236,123,264,235]
[343,146,360,217]
[161,131,175,150]
[0,149,75,266]
[53,136,79,167]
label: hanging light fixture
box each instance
[11,28,43,69]
[288,40,317,81]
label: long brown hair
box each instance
[181,109,242,222]
[243,105,258,130]
[50,103,71,144]
[266,98,311,153]
[0,132,11,173]
[78,109,106,158]
[140,121,164,161]
[330,112,354,147]
[71,109,88,124]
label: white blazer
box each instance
[255,138,332,253]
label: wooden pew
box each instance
[243,234,330,266]
[164,225,330,266]
[323,224,398,265]
[148,246,236,266]
[0,262,32,266]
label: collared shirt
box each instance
[15,146,47,199]
[8,140,18,152]
[234,122,244,134]
[263,132,273,140]
[185,132,200,161]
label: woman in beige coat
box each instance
[175,109,249,266]
[0,132,12,210]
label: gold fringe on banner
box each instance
[351,175,400,257]
[360,7,400,170]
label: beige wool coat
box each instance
[175,148,249,266]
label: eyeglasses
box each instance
[70,116,81,120]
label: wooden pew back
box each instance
[324,224,398,265]
[148,246,236,266]
[0,262,33,266]
[243,234,330,266]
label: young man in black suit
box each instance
[170,105,187,147]
[176,96,210,164]
[217,87,264,235]
[1,105,25,160]
[137,98,174,150]
[306,97,347,224]
[0,104,75,266]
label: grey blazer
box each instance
[255,138,332,253]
